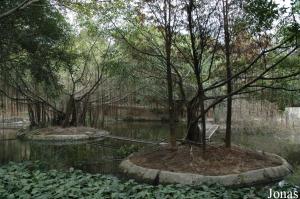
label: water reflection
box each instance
[0,122,185,174]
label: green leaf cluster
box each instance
[244,0,279,32]
[0,162,299,199]
[115,144,140,158]
[0,0,73,99]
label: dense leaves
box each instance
[0,0,72,99]
[243,0,279,32]
[0,162,299,199]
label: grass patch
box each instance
[286,166,300,186]
[0,162,298,199]
[116,144,140,158]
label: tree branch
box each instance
[0,0,39,20]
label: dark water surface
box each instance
[0,122,299,184]
[0,122,185,175]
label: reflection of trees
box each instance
[0,123,185,172]
[104,122,185,141]
[28,141,120,172]
[0,139,30,164]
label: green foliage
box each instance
[244,0,279,32]
[292,0,300,14]
[286,166,300,185]
[0,162,299,199]
[251,55,300,110]
[116,144,140,158]
[0,0,72,99]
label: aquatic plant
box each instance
[116,144,140,158]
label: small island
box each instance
[120,145,292,187]
[18,126,109,142]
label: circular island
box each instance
[18,126,110,142]
[120,145,292,187]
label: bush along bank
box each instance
[0,162,299,199]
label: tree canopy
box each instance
[0,0,299,148]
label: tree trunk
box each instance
[28,103,36,127]
[35,103,41,125]
[185,0,207,153]
[63,95,76,127]
[70,99,77,126]
[164,0,176,149]
[223,0,232,148]
[186,98,201,141]
[78,99,89,126]
[185,91,206,153]
[41,104,45,126]
[200,94,206,152]
[166,51,176,149]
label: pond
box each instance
[0,122,299,184]
[0,122,185,176]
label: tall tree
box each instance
[110,0,181,149]
[163,0,177,149]
[222,0,232,148]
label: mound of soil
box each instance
[130,145,282,176]
[32,126,98,136]
[19,126,109,141]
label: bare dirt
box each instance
[130,145,282,176]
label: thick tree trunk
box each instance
[70,100,77,126]
[28,102,46,127]
[62,95,76,127]
[78,99,88,126]
[186,98,201,142]
[185,91,206,152]
[28,103,36,127]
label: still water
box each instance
[0,122,185,175]
[0,122,299,183]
